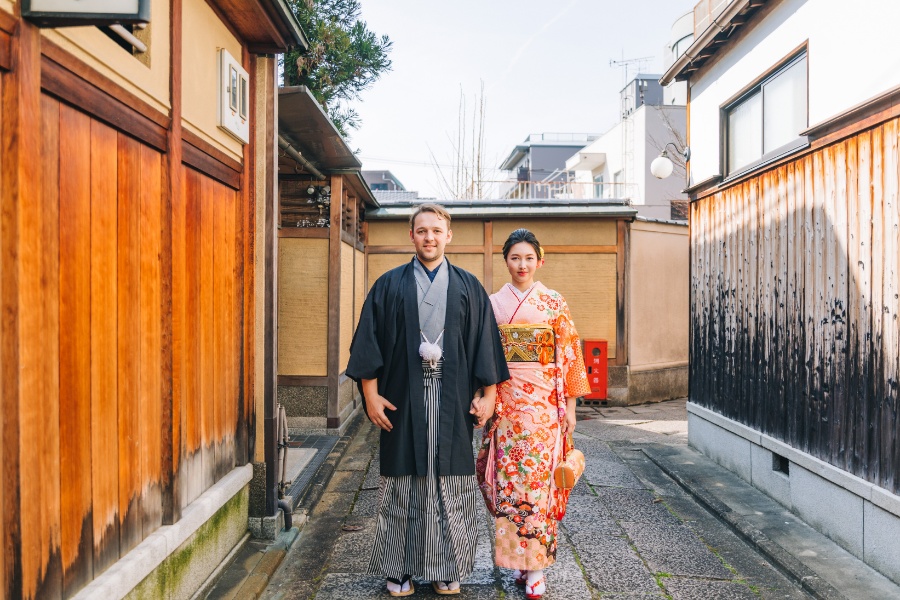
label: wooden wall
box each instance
[690,115,900,495]
[2,93,248,599]
[177,167,244,507]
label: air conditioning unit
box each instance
[218,48,249,144]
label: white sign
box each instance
[23,0,149,27]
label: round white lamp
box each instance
[650,143,690,179]
[650,153,674,179]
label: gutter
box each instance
[278,135,326,180]
[660,0,751,86]
[271,0,309,51]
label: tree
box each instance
[284,0,392,137]
[429,83,490,200]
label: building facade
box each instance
[0,2,305,598]
[662,0,900,585]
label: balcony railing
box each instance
[472,180,636,201]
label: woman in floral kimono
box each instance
[476,229,591,599]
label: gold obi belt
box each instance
[498,324,555,364]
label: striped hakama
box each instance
[368,361,480,582]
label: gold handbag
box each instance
[553,435,585,490]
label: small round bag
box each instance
[553,435,585,490]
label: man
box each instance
[347,203,509,596]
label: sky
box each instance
[350,0,694,198]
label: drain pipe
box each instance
[275,403,293,530]
[278,135,326,180]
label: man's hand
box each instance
[361,378,396,431]
[365,393,397,431]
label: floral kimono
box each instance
[476,282,591,570]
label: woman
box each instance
[476,229,591,599]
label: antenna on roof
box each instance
[609,54,654,85]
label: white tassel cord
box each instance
[419,331,444,368]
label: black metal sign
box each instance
[22,0,150,28]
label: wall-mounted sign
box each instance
[218,49,250,144]
[22,0,150,28]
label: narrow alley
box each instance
[248,400,836,600]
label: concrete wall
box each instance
[37,0,172,115]
[625,219,689,403]
[72,466,252,600]
[181,0,244,160]
[687,0,900,183]
[688,403,900,586]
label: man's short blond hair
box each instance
[409,203,451,229]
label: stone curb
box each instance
[233,527,300,599]
[642,446,848,600]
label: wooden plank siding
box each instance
[691,115,900,496]
[1,93,249,598]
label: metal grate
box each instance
[285,434,339,509]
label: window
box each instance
[672,34,694,60]
[612,170,623,196]
[725,53,807,175]
[593,174,604,198]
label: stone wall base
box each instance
[593,364,688,406]
[688,402,900,586]
[71,465,252,600]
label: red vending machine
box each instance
[583,340,608,401]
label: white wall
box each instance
[687,0,900,183]
[570,105,686,219]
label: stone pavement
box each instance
[259,399,817,600]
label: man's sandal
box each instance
[386,577,414,597]
[431,581,461,595]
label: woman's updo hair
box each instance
[502,228,543,260]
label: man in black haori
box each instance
[347,203,509,597]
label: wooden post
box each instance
[616,219,628,366]
[162,0,183,526]
[483,220,493,291]
[327,176,343,429]
[2,15,42,599]
[262,57,278,517]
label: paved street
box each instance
[262,399,810,599]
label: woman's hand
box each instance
[470,385,497,427]
[562,397,578,437]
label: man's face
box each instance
[410,211,452,267]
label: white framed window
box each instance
[725,53,808,175]
[593,173,604,198]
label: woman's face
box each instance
[505,241,542,288]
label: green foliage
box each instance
[284,0,392,136]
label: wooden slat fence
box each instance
[691,115,900,495]
[2,95,247,599]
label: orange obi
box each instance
[498,324,555,365]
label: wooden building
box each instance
[276,86,378,434]
[364,201,689,407]
[661,0,900,585]
[0,2,305,599]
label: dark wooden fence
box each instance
[690,116,900,495]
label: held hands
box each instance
[470,386,496,428]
